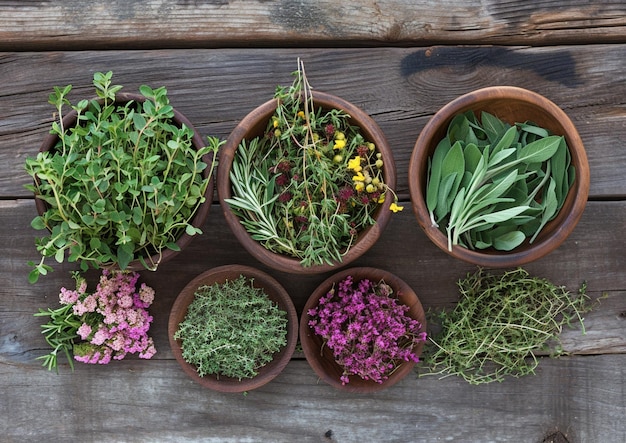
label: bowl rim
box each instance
[408,86,590,267]
[299,266,427,393]
[168,264,298,392]
[216,91,396,274]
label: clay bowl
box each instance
[217,91,396,274]
[168,264,298,393]
[35,92,214,271]
[300,267,427,393]
[408,86,590,268]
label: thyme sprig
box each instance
[225,60,400,267]
[421,268,594,384]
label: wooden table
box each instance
[1,1,625,442]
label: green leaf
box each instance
[517,136,562,164]
[493,230,526,251]
[426,138,451,213]
[441,141,465,206]
[490,125,517,161]
[481,111,509,143]
[54,248,65,263]
[435,172,458,223]
[517,122,550,138]
[530,178,559,243]
[479,205,530,224]
[185,224,199,236]
[463,143,482,174]
[116,242,134,270]
[31,216,47,230]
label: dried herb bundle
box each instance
[422,268,593,384]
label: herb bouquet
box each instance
[218,60,400,273]
[301,267,427,392]
[35,269,157,372]
[25,71,221,282]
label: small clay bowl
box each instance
[168,264,298,393]
[300,267,427,393]
[217,91,396,274]
[408,86,590,267]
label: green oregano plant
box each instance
[426,111,575,252]
[174,275,288,380]
[421,268,595,384]
[24,72,221,283]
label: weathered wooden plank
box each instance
[0,0,625,50]
[2,199,624,368]
[0,357,624,442]
[3,45,626,199]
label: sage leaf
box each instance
[530,178,558,243]
[426,138,450,213]
[493,230,526,251]
[517,135,562,164]
[479,205,530,224]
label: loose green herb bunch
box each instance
[422,268,593,384]
[174,275,288,380]
[225,60,401,267]
[25,72,221,282]
[426,111,575,252]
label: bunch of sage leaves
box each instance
[426,111,575,252]
[25,71,220,283]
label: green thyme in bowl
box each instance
[174,275,288,380]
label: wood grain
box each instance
[0,0,625,50]
[0,358,623,442]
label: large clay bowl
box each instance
[408,86,590,268]
[168,264,298,393]
[35,92,214,271]
[217,91,396,274]
[300,267,427,393]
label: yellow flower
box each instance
[378,194,385,203]
[272,118,279,128]
[355,181,365,192]
[348,156,362,172]
[366,184,375,193]
[297,111,305,118]
[333,139,346,150]
[352,171,365,182]
[390,202,404,213]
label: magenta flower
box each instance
[308,276,426,385]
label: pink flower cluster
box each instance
[59,270,157,365]
[308,275,427,385]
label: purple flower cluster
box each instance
[308,276,427,385]
[59,270,157,365]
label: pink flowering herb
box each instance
[34,270,157,372]
[308,275,427,385]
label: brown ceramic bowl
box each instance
[217,91,396,274]
[35,92,214,271]
[300,267,427,393]
[408,86,590,267]
[168,264,298,393]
